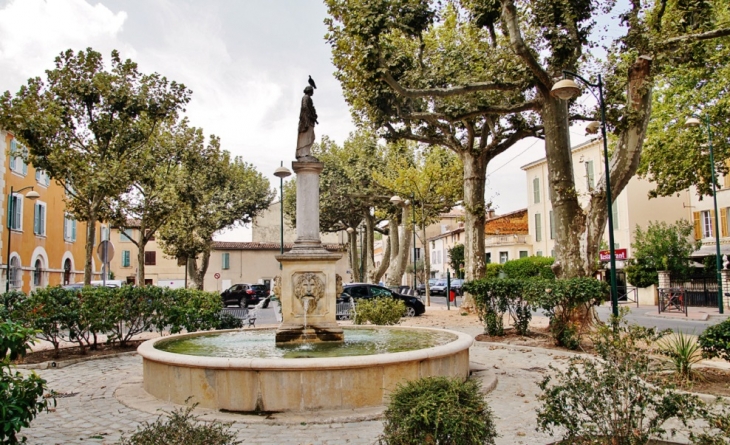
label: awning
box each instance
[689,245,730,258]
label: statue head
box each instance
[304,85,314,96]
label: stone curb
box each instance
[14,350,139,370]
[643,311,710,321]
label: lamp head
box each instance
[274,166,292,179]
[586,121,600,134]
[390,195,403,206]
[550,78,581,100]
[25,190,40,200]
[346,227,355,234]
[685,117,701,128]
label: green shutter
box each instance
[71,220,76,241]
[611,201,619,230]
[535,213,542,242]
[222,253,230,270]
[34,203,39,234]
[63,217,68,241]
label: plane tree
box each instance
[324,0,730,293]
[0,48,190,284]
[157,137,272,289]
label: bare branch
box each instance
[501,0,552,90]
[403,100,539,123]
[379,65,523,98]
[662,27,730,48]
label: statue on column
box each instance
[296,85,318,159]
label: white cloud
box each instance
[0,0,130,90]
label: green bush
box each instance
[380,376,497,445]
[119,404,240,445]
[485,263,503,279]
[107,286,159,346]
[537,313,706,445]
[0,321,55,444]
[154,289,223,334]
[698,318,730,362]
[464,278,514,336]
[215,312,244,330]
[0,291,27,321]
[353,298,405,325]
[18,287,75,357]
[502,256,555,280]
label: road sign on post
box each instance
[97,240,115,286]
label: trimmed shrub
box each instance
[107,286,159,346]
[464,278,514,336]
[1,321,56,444]
[215,312,244,330]
[119,404,240,445]
[485,263,503,279]
[0,291,27,321]
[698,318,730,362]
[537,313,707,445]
[502,256,555,280]
[353,298,405,325]
[380,376,497,445]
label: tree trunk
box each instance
[84,206,98,285]
[386,207,411,287]
[459,151,488,309]
[422,225,431,306]
[371,235,391,284]
[366,213,375,283]
[188,251,210,291]
[137,223,146,286]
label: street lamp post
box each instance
[6,186,40,293]
[686,115,724,314]
[551,71,619,318]
[273,162,292,270]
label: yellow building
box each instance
[1,130,102,293]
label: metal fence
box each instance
[669,275,718,307]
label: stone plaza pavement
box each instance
[18,306,700,445]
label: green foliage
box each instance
[380,377,497,445]
[153,289,224,334]
[353,298,405,325]
[0,321,55,444]
[106,286,159,346]
[502,256,555,280]
[464,278,516,336]
[17,287,75,356]
[0,48,190,284]
[0,291,26,321]
[659,332,704,381]
[537,312,706,445]
[215,312,244,330]
[690,407,730,445]
[119,403,240,445]
[625,220,695,288]
[698,319,730,362]
[447,244,465,278]
[484,263,502,279]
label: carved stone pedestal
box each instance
[274,159,343,344]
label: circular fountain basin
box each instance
[138,326,472,413]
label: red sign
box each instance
[599,249,628,261]
[214,273,221,279]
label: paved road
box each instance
[594,304,724,334]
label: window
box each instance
[7,194,22,230]
[9,140,28,175]
[413,248,421,261]
[144,251,156,265]
[549,210,555,240]
[35,169,51,186]
[701,210,713,238]
[585,160,595,191]
[536,251,543,257]
[499,252,509,264]
[63,214,77,242]
[535,213,542,242]
[122,250,131,268]
[519,251,528,258]
[371,286,393,298]
[9,257,20,289]
[222,252,230,270]
[611,201,619,230]
[33,259,42,286]
[533,177,540,204]
[33,202,46,236]
[121,229,134,242]
[485,252,491,264]
[101,226,109,241]
[551,249,555,257]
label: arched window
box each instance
[63,259,72,285]
[9,257,21,289]
[33,259,43,287]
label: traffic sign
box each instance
[214,273,221,279]
[97,240,115,262]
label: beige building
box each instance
[521,138,689,283]
[686,169,730,257]
[109,199,348,291]
[484,209,532,264]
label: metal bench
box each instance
[222,307,256,327]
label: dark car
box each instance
[221,283,265,307]
[416,279,438,296]
[337,283,426,317]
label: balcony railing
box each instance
[485,234,528,246]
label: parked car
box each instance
[62,280,126,290]
[450,279,465,296]
[416,279,438,296]
[221,283,263,307]
[337,283,426,317]
[430,280,448,295]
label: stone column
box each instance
[658,270,671,289]
[292,161,323,251]
[721,269,730,309]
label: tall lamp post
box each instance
[551,71,619,318]
[6,186,40,292]
[274,162,291,270]
[686,115,724,314]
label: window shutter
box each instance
[6,195,11,229]
[711,209,717,237]
[14,198,22,230]
[63,217,68,241]
[549,211,555,240]
[693,212,701,240]
[34,203,40,234]
[722,209,728,238]
[72,220,77,241]
[611,201,619,230]
[535,213,542,242]
[533,178,540,204]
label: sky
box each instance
[0,0,594,240]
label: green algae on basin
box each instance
[155,328,457,359]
